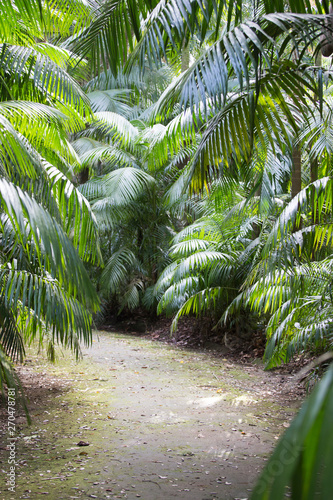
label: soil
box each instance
[0,330,306,500]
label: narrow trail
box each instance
[1,332,300,500]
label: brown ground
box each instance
[0,328,308,500]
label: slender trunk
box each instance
[320,4,333,57]
[291,146,302,233]
[311,50,321,186]
[310,156,318,231]
[291,49,302,200]
[252,186,261,240]
[311,50,322,225]
[291,147,302,199]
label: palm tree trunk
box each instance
[310,50,321,186]
[311,51,322,225]
[252,185,261,239]
[292,147,302,198]
[320,4,333,57]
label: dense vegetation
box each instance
[1,0,333,497]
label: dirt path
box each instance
[0,332,301,500]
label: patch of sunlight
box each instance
[187,395,224,408]
[206,446,233,459]
[149,411,187,424]
[231,394,258,406]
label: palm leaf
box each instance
[79,145,139,170]
[0,178,99,310]
[87,89,134,115]
[0,267,94,350]
[93,111,139,148]
[251,364,333,500]
[0,301,24,363]
[101,247,138,292]
[0,44,91,117]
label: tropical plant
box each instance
[224,176,333,366]
[251,361,333,499]
[154,182,254,331]
[71,0,333,345]
[72,66,189,315]
[0,0,100,400]
[67,2,333,497]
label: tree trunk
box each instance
[310,157,318,185]
[292,147,302,198]
[310,50,321,186]
[252,186,261,240]
[321,4,333,57]
[311,50,322,225]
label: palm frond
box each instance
[42,160,101,264]
[0,267,93,351]
[0,301,24,363]
[169,286,224,332]
[93,168,156,205]
[101,247,138,292]
[93,111,139,148]
[0,113,38,179]
[0,179,99,310]
[0,0,94,43]
[80,145,139,170]
[0,44,91,117]
[251,364,333,499]
[0,101,70,152]
[88,89,133,115]
[72,0,151,75]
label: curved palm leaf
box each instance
[0,0,93,43]
[79,145,139,170]
[251,364,333,499]
[94,111,139,148]
[87,89,134,115]
[42,160,101,263]
[0,178,99,310]
[0,267,93,350]
[101,247,139,292]
[0,44,91,117]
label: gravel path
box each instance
[0,332,301,500]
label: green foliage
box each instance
[2,6,333,488]
[0,0,100,397]
[251,364,333,499]
[222,178,333,368]
[72,66,183,314]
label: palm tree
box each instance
[72,65,195,316]
[154,180,258,333]
[251,360,333,499]
[0,1,100,401]
[71,3,333,496]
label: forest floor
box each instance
[0,329,308,500]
